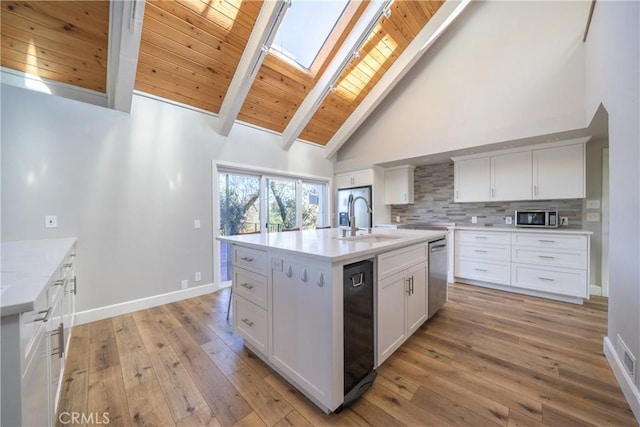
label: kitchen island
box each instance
[217,228,446,413]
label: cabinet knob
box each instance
[301,269,308,283]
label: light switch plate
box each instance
[471,216,478,224]
[194,219,201,229]
[587,212,601,222]
[586,199,601,209]
[194,272,201,282]
[45,215,58,228]
[181,279,188,289]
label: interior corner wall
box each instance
[585,0,640,396]
[0,85,333,313]
[335,0,589,170]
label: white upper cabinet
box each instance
[384,166,415,205]
[533,143,585,200]
[453,138,588,203]
[491,151,532,201]
[454,157,491,202]
[335,169,373,189]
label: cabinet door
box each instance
[454,157,491,202]
[533,144,585,199]
[271,260,333,405]
[491,151,532,201]
[405,261,428,334]
[384,168,414,205]
[352,169,373,187]
[22,324,50,427]
[335,173,353,189]
[377,272,407,365]
[49,289,64,414]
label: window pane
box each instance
[219,172,261,281]
[302,182,326,229]
[267,178,297,232]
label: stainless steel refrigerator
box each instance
[337,186,372,228]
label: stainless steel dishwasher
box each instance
[428,239,448,318]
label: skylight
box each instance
[270,0,350,70]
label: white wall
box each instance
[335,0,590,171]
[1,85,333,313]
[585,0,640,403]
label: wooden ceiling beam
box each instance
[107,0,146,113]
[281,0,394,151]
[217,0,291,137]
[323,0,472,159]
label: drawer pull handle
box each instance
[474,268,487,272]
[538,277,555,281]
[474,250,488,253]
[475,236,488,239]
[241,318,254,327]
[63,263,73,268]
[34,308,51,323]
[69,254,76,258]
[405,278,411,295]
[240,282,254,290]
[73,276,78,295]
[538,255,556,259]
[538,240,555,243]
[317,273,324,287]
[301,269,308,283]
[51,279,64,287]
[351,272,364,288]
[240,257,254,262]
[285,265,292,278]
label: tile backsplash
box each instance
[391,162,583,228]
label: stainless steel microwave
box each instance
[515,210,559,228]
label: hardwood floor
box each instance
[56,284,637,427]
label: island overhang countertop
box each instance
[217,228,447,262]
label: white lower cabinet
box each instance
[377,243,428,366]
[454,229,590,301]
[22,325,50,427]
[271,257,333,407]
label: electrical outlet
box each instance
[505,216,513,225]
[586,212,600,222]
[471,216,478,224]
[561,217,569,226]
[194,272,201,281]
[181,279,188,289]
[194,219,201,229]
[586,199,601,209]
[45,215,58,228]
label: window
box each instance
[270,0,350,70]
[216,166,329,282]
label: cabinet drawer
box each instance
[234,267,268,309]
[234,297,268,354]
[19,289,50,369]
[511,247,587,270]
[455,258,510,285]
[378,243,427,280]
[455,231,510,246]
[234,245,267,275]
[456,243,510,262]
[512,233,587,251]
[511,264,587,298]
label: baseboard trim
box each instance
[455,278,584,304]
[76,283,219,325]
[590,284,603,296]
[604,337,640,423]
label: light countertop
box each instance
[1,238,76,317]
[452,225,593,235]
[217,228,447,262]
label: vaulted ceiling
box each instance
[1,0,467,156]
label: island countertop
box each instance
[1,238,77,316]
[217,228,447,262]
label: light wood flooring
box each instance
[56,284,637,427]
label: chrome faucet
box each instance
[348,196,372,236]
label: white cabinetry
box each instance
[1,239,77,427]
[271,257,333,407]
[491,151,532,201]
[384,166,414,205]
[335,169,373,189]
[232,245,268,354]
[454,230,511,285]
[377,243,428,365]
[454,229,590,302]
[454,157,490,202]
[533,143,585,199]
[452,139,587,202]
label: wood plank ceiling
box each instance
[1,1,110,93]
[0,0,444,148]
